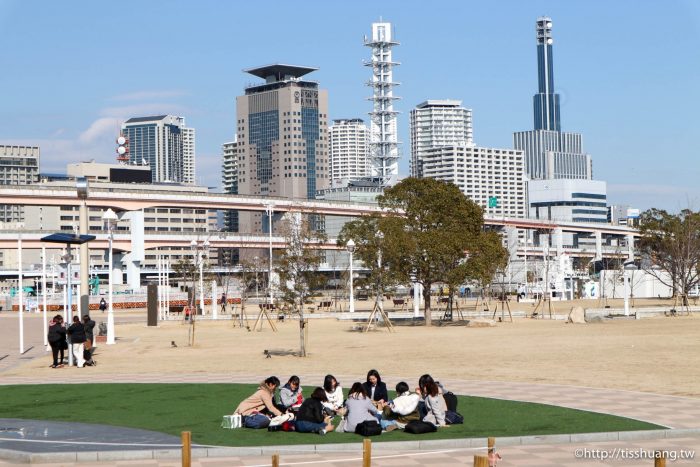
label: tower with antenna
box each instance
[116,134,129,164]
[364,20,400,186]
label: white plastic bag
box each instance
[221,413,242,429]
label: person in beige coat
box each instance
[235,376,282,428]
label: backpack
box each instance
[404,420,438,434]
[443,392,458,412]
[445,410,464,425]
[354,420,382,436]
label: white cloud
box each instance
[78,117,121,144]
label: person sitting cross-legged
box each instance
[340,382,379,433]
[234,376,283,429]
[378,381,421,431]
[295,387,334,435]
[278,375,303,412]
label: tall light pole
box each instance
[346,239,355,313]
[265,203,274,305]
[18,228,24,354]
[623,260,637,317]
[190,239,209,314]
[376,231,384,315]
[254,255,259,299]
[76,177,89,317]
[102,208,118,345]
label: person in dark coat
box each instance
[66,316,87,368]
[295,387,334,434]
[82,314,96,363]
[362,369,389,405]
[220,293,227,313]
[47,314,66,368]
[99,298,107,313]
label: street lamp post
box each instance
[102,208,118,345]
[18,228,24,354]
[346,239,355,313]
[623,260,638,317]
[376,231,384,316]
[190,239,209,315]
[253,255,259,299]
[265,203,274,305]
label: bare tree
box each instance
[275,212,327,357]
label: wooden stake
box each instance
[271,453,280,467]
[362,438,372,467]
[181,431,191,467]
[487,436,495,451]
[473,454,489,467]
[654,451,666,467]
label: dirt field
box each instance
[6,298,700,398]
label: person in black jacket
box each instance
[67,316,87,368]
[295,387,334,434]
[82,315,96,363]
[47,315,66,368]
[362,369,388,405]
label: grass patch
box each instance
[0,384,662,447]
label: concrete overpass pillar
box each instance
[122,210,145,291]
[506,226,518,261]
[554,228,564,257]
[626,234,635,261]
[595,231,603,261]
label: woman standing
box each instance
[47,315,66,368]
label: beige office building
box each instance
[235,64,330,234]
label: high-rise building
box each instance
[329,118,370,187]
[222,140,239,232]
[365,21,400,186]
[529,179,608,223]
[235,64,330,233]
[409,100,473,177]
[533,17,560,132]
[121,115,196,184]
[421,145,526,218]
[182,126,196,184]
[0,144,40,223]
[513,17,592,182]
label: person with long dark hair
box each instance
[419,378,447,426]
[296,387,334,434]
[322,374,344,413]
[362,369,388,404]
[278,375,303,411]
[341,382,379,433]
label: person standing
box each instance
[47,314,66,368]
[66,316,86,368]
[220,292,227,313]
[82,314,96,364]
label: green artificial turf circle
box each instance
[0,384,663,447]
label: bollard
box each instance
[272,453,280,467]
[363,438,372,467]
[654,451,666,467]
[473,454,489,467]
[181,431,191,467]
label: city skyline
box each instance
[0,0,698,211]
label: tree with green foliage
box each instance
[275,212,327,356]
[638,208,700,299]
[339,178,508,326]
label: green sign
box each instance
[488,196,498,208]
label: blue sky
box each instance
[1,0,698,211]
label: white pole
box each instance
[42,246,48,348]
[349,250,355,313]
[18,234,24,354]
[413,279,420,318]
[158,255,162,320]
[212,280,218,319]
[267,205,273,305]
[623,269,630,316]
[66,250,74,366]
[166,260,170,319]
[107,228,115,345]
[198,253,204,315]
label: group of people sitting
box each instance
[233,370,454,435]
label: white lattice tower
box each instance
[364,21,400,186]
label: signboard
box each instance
[626,208,640,219]
[488,196,499,208]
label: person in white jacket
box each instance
[322,374,345,415]
[378,382,421,431]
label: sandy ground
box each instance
[5,298,700,398]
